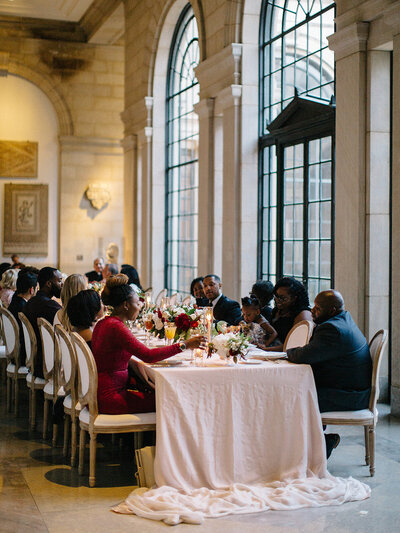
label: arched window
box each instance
[165,4,200,294]
[259,0,335,301]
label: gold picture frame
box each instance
[3,183,48,256]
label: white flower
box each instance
[154,317,164,330]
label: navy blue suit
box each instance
[286,311,372,412]
[212,294,242,326]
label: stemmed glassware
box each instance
[164,322,177,346]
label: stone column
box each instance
[121,134,137,266]
[366,51,391,401]
[216,84,242,300]
[194,97,215,275]
[391,34,400,414]
[328,22,369,329]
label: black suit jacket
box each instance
[212,294,242,326]
[24,290,61,378]
[286,311,372,411]
[85,270,102,282]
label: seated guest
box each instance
[53,274,87,331]
[190,276,209,307]
[202,274,242,326]
[66,289,103,348]
[102,263,119,281]
[250,280,274,321]
[91,274,205,414]
[261,277,312,351]
[0,269,18,307]
[24,267,63,378]
[85,257,104,283]
[120,264,142,290]
[240,296,278,346]
[286,290,372,457]
[8,270,38,363]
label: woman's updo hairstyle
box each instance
[101,274,134,308]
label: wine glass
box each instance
[164,322,177,346]
[144,319,153,345]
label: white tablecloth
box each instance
[114,351,370,525]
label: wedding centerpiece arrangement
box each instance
[141,305,202,341]
[208,332,251,363]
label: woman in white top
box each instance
[0,269,18,307]
[53,273,87,331]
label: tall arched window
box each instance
[259,0,335,301]
[165,4,200,294]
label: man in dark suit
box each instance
[85,257,104,283]
[8,270,38,364]
[286,290,372,457]
[202,274,242,326]
[24,267,63,378]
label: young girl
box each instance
[241,296,278,347]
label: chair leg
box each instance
[63,415,70,457]
[31,389,37,431]
[364,426,370,465]
[6,377,11,412]
[134,432,143,450]
[52,422,58,447]
[89,433,97,488]
[43,398,49,439]
[79,428,86,475]
[369,426,375,476]
[14,379,19,416]
[71,418,77,467]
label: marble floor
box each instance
[0,386,399,533]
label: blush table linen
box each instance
[114,353,370,525]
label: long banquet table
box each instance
[114,346,371,525]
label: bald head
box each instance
[312,290,345,324]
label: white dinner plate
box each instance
[150,360,183,367]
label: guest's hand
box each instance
[186,335,207,350]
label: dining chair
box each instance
[169,293,178,306]
[0,302,7,382]
[321,329,388,476]
[19,312,45,431]
[0,307,28,415]
[70,332,156,487]
[54,324,81,466]
[155,289,167,306]
[181,295,192,306]
[38,317,65,443]
[283,320,314,351]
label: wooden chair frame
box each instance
[38,317,62,443]
[283,320,314,351]
[321,329,388,476]
[19,312,44,431]
[55,324,80,466]
[70,332,156,487]
[0,307,27,415]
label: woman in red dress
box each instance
[91,274,204,414]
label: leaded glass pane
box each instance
[166,5,199,295]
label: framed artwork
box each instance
[0,141,38,177]
[3,183,48,256]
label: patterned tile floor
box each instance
[0,384,399,532]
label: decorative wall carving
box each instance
[0,141,38,177]
[3,183,48,256]
[85,183,111,210]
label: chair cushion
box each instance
[7,363,29,375]
[321,408,376,424]
[79,407,156,428]
[63,394,81,412]
[0,345,6,358]
[26,373,46,386]
[43,380,65,396]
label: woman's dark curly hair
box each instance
[273,277,310,312]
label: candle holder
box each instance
[205,307,213,356]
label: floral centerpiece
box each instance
[141,305,202,341]
[209,332,251,363]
